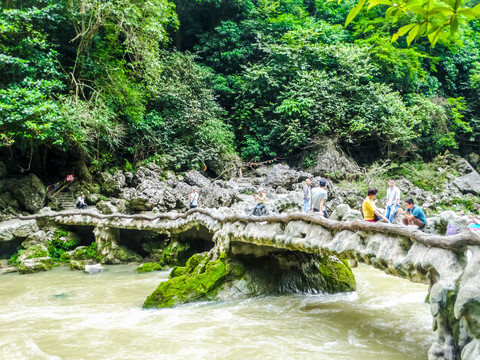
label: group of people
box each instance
[360,180,426,229]
[301,177,427,229]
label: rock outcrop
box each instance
[453,171,480,196]
[299,138,361,179]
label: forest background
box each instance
[1,0,480,181]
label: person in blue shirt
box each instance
[399,198,426,229]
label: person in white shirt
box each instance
[385,179,400,223]
[188,187,199,209]
[76,194,88,209]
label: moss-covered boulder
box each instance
[144,252,228,308]
[143,249,356,309]
[18,257,53,274]
[137,262,164,273]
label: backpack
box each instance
[446,224,458,236]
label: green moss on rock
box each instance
[143,252,227,308]
[137,262,164,273]
[317,256,356,293]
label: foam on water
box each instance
[0,264,434,359]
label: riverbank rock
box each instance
[84,263,104,274]
[0,219,39,259]
[18,257,53,274]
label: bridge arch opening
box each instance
[117,225,215,264]
[62,225,95,246]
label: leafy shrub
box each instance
[8,249,23,267]
[47,229,80,262]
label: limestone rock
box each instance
[96,199,126,214]
[84,264,104,274]
[10,174,46,213]
[70,260,84,271]
[453,171,480,195]
[264,164,312,189]
[18,257,53,274]
[299,138,360,179]
[0,190,20,213]
[21,230,47,248]
[184,171,210,188]
[131,163,163,187]
[126,180,177,212]
[98,171,126,196]
[143,248,355,308]
[0,219,38,242]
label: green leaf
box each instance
[397,23,418,36]
[367,0,393,10]
[345,0,368,27]
[407,5,427,15]
[457,8,480,19]
[429,26,444,47]
[441,0,456,9]
[406,24,420,45]
[450,14,458,35]
[427,6,454,15]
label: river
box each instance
[0,263,434,360]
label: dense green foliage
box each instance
[1,0,479,176]
[47,229,79,262]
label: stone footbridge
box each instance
[21,208,480,360]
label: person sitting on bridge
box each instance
[76,194,88,209]
[399,199,426,229]
[310,179,328,218]
[467,206,480,233]
[362,187,389,223]
[384,179,401,223]
[251,189,266,216]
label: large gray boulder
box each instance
[264,164,312,189]
[453,171,480,196]
[126,180,177,212]
[299,138,360,179]
[98,171,126,196]
[184,171,210,188]
[131,163,163,187]
[10,174,46,213]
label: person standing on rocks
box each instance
[251,189,266,216]
[362,187,389,223]
[188,187,199,209]
[76,194,88,209]
[303,178,312,212]
[385,179,401,223]
[310,179,328,218]
[399,199,426,229]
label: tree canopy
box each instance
[1,0,479,178]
